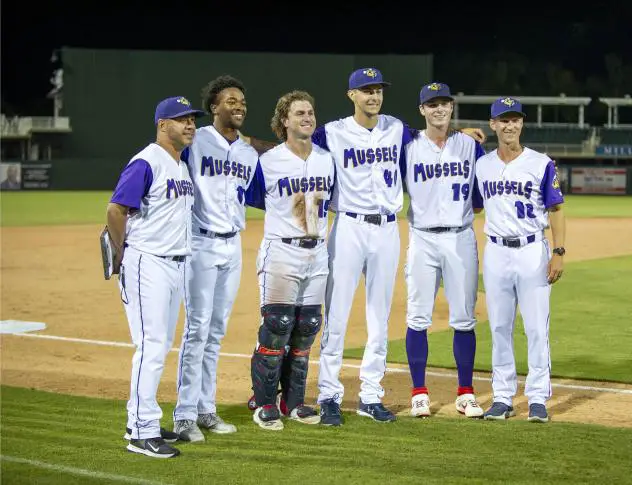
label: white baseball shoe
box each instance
[455,393,484,418]
[173,419,205,442]
[253,405,284,431]
[197,413,237,434]
[288,405,321,425]
[410,393,431,417]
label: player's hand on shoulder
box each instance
[461,127,487,144]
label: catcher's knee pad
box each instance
[252,304,296,406]
[289,304,323,350]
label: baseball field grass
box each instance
[2,385,632,485]
[346,255,632,384]
[1,191,631,227]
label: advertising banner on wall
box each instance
[570,167,627,194]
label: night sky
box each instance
[2,4,631,116]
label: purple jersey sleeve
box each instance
[181,147,190,163]
[541,161,564,208]
[475,142,486,160]
[472,176,484,209]
[245,161,266,210]
[399,124,418,179]
[312,126,329,151]
[110,159,153,210]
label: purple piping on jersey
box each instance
[135,254,145,436]
[261,240,273,304]
[175,261,191,406]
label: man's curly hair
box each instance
[201,75,246,114]
[270,90,315,141]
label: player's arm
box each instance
[238,131,278,155]
[460,127,487,144]
[547,204,565,284]
[107,159,154,272]
[472,175,484,213]
[542,160,565,284]
[245,161,267,211]
[106,203,129,272]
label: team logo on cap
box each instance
[501,97,516,107]
[428,83,442,91]
[363,68,378,78]
[176,97,191,106]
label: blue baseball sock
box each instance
[406,328,428,388]
[453,330,476,389]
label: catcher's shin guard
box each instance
[251,304,296,407]
[280,305,323,412]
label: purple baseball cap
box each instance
[419,82,454,104]
[348,68,391,90]
[491,97,526,118]
[154,96,205,124]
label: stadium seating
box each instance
[598,127,632,145]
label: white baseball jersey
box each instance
[183,126,259,233]
[247,143,335,239]
[473,147,564,237]
[404,130,485,228]
[111,142,194,256]
[312,115,413,215]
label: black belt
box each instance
[422,226,466,233]
[199,228,237,239]
[490,235,536,248]
[281,238,323,249]
[345,212,396,226]
[158,255,186,262]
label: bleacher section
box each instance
[599,127,632,145]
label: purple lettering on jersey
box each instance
[201,156,216,176]
[411,160,470,184]
[166,179,194,199]
[110,159,154,210]
[277,176,332,197]
[482,180,533,200]
[343,145,397,169]
[541,161,565,208]
[200,155,251,182]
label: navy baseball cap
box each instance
[154,96,205,124]
[491,97,526,118]
[348,68,391,90]
[419,82,454,104]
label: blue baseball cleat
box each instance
[357,401,396,422]
[484,402,516,420]
[320,398,343,426]
[527,403,549,423]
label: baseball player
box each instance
[246,91,335,430]
[403,82,486,419]
[107,96,204,458]
[473,97,565,423]
[312,68,486,426]
[173,76,259,441]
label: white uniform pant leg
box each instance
[318,215,366,404]
[122,248,182,439]
[516,240,552,405]
[359,220,400,404]
[297,243,329,307]
[257,240,301,306]
[199,235,243,415]
[174,236,217,422]
[406,227,441,332]
[483,242,518,406]
[441,227,479,330]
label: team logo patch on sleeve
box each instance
[552,175,560,189]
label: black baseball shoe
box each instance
[124,427,178,443]
[127,437,180,459]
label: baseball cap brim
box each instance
[160,109,206,120]
[493,110,526,118]
[421,94,454,104]
[351,81,391,89]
